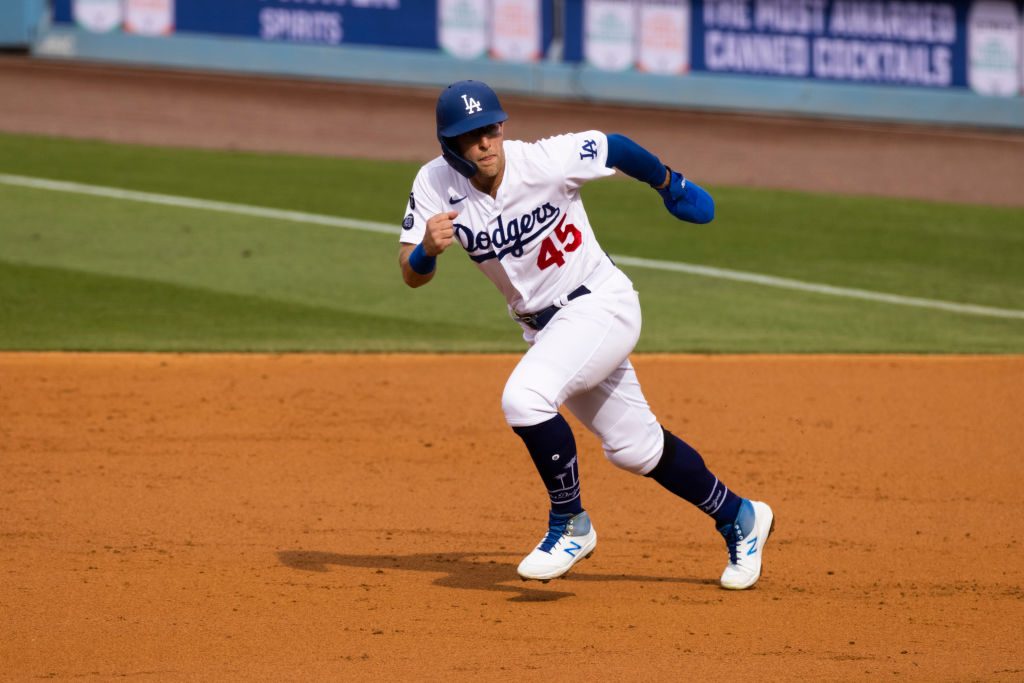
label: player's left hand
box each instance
[657,169,715,224]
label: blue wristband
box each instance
[408,242,436,275]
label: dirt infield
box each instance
[2,353,1022,679]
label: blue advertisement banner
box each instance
[53,1,557,54]
[560,0,1024,90]
[54,1,440,49]
[692,0,968,88]
[180,1,436,49]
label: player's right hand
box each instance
[423,210,459,257]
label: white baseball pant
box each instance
[501,265,664,475]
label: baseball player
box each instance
[398,80,774,589]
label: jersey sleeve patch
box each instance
[400,163,445,244]
[579,138,599,161]
[536,131,615,192]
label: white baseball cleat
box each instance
[718,499,775,590]
[517,510,597,582]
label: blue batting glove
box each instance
[657,168,715,224]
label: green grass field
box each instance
[1,132,1022,352]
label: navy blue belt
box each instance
[515,285,591,331]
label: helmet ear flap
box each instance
[439,135,478,179]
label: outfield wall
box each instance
[29,1,1024,130]
[0,0,47,47]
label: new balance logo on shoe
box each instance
[564,541,582,557]
[747,536,759,556]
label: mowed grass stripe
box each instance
[3,172,1022,321]
[0,260,509,351]
[0,173,395,235]
[612,256,1024,320]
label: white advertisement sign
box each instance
[125,0,174,36]
[491,0,542,62]
[585,0,636,71]
[968,0,1021,96]
[638,1,689,74]
[73,0,123,33]
[438,0,488,60]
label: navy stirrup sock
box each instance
[512,414,583,516]
[647,428,742,526]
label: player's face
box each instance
[456,122,505,179]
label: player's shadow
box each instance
[276,549,713,602]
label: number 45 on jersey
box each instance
[537,217,583,270]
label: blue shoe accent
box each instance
[717,498,756,564]
[563,541,582,557]
[539,511,573,553]
[538,510,591,553]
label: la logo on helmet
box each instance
[461,94,483,114]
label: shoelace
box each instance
[539,517,571,553]
[720,523,742,564]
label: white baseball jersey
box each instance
[399,131,616,315]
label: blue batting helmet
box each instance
[436,80,508,178]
